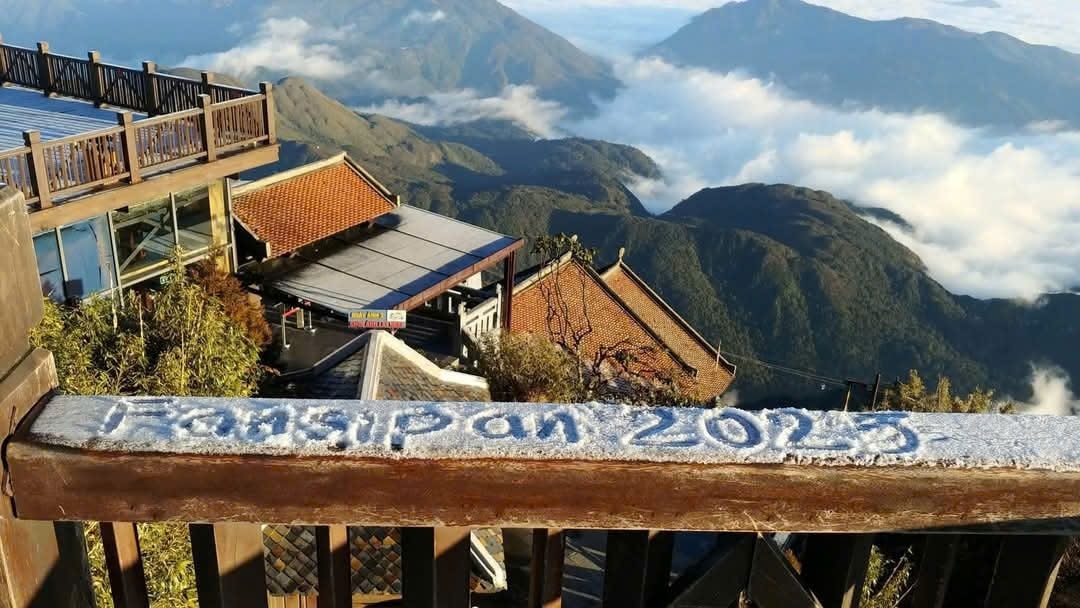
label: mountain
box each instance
[257,77,1080,404]
[0,0,618,113]
[649,0,1080,128]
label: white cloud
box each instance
[1017,366,1080,416]
[564,58,1080,300]
[180,17,353,80]
[403,9,447,25]
[505,0,1080,53]
[358,86,568,139]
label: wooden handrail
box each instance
[9,396,1080,533]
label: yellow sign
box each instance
[349,309,407,329]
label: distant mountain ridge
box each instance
[649,0,1080,128]
[0,0,618,114]
[257,77,1080,404]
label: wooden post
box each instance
[315,525,350,608]
[529,529,564,608]
[259,82,277,144]
[801,534,874,608]
[116,112,141,184]
[200,94,218,162]
[0,35,9,86]
[501,250,516,331]
[402,527,436,608]
[904,535,959,608]
[22,130,51,209]
[0,185,91,608]
[602,530,674,608]
[87,51,104,107]
[36,42,52,95]
[871,373,882,409]
[99,523,150,608]
[435,528,472,608]
[984,535,1068,608]
[201,71,215,96]
[142,61,158,115]
[190,523,269,608]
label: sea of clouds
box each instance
[178,5,1080,412]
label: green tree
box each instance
[32,252,262,397]
[32,251,263,607]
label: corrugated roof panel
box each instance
[267,206,519,313]
[0,87,135,151]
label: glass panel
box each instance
[33,231,64,301]
[60,217,117,299]
[174,186,213,255]
[113,196,174,281]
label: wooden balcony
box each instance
[0,37,278,230]
[1,185,1078,608]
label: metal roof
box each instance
[266,205,521,313]
[0,87,140,152]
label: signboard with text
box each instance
[349,309,407,330]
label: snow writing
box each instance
[30,395,1080,470]
[66,397,925,464]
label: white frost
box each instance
[27,397,1080,472]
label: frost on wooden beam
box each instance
[7,396,1080,533]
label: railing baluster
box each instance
[435,528,472,608]
[904,535,960,608]
[190,523,269,608]
[315,525,350,608]
[100,522,150,608]
[984,535,1068,608]
[749,535,822,608]
[602,530,674,608]
[529,528,564,608]
[800,533,874,608]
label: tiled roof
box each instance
[510,258,709,398]
[231,155,397,257]
[601,261,736,399]
[375,348,491,401]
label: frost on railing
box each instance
[26,396,1080,471]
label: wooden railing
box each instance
[0,37,260,116]
[0,38,277,210]
[1,394,1078,608]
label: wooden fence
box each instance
[0,38,276,209]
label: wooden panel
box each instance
[99,523,149,608]
[11,439,1080,534]
[904,535,959,608]
[603,530,674,608]
[190,523,269,608]
[749,536,822,608]
[984,535,1069,608]
[800,534,873,608]
[529,529,564,608]
[316,525,350,608]
[665,534,755,608]
[434,528,471,608]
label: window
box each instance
[113,196,174,281]
[33,232,64,301]
[174,186,213,254]
[60,217,117,299]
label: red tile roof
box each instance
[511,257,730,401]
[232,155,397,257]
[601,261,736,398]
